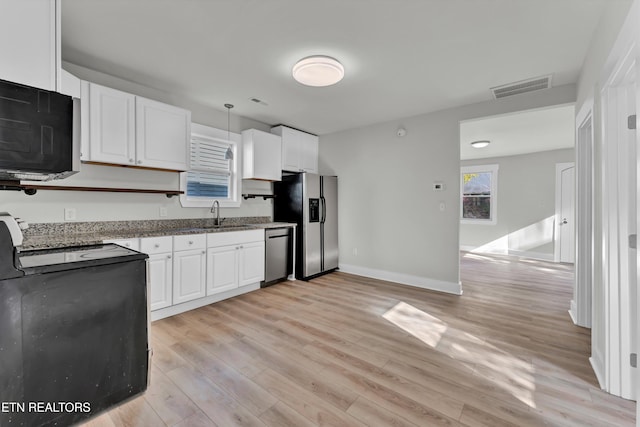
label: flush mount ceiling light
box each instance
[292,55,344,87]
[470,140,490,149]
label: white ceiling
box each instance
[61,0,611,136]
[460,104,576,160]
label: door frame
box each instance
[572,102,594,328]
[599,38,637,400]
[554,162,575,263]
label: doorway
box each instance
[555,162,575,264]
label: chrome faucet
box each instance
[211,200,221,226]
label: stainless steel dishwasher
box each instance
[263,227,292,287]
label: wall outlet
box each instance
[159,207,168,217]
[433,182,445,191]
[64,208,76,221]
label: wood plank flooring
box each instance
[81,252,636,426]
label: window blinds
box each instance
[186,136,231,198]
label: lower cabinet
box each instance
[206,245,240,295]
[107,229,265,318]
[206,230,265,296]
[240,241,266,287]
[173,247,207,304]
[147,252,173,311]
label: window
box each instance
[461,164,498,225]
[180,123,241,208]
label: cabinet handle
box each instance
[137,160,142,164]
[202,250,206,254]
[154,244,160,248]
[189,240,194,245]
[129,158,134,163]
[167,254,171,259]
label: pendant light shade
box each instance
[224,103,234,160]
[292,55,344,87]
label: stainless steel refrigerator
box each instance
[274,173,338,280]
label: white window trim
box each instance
[460,164,499,225]
[180,122,242,208]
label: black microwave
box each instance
[0,79,79,181]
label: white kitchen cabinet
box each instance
[206,245,239,294]
[271,125,318,173]
[206,230,265,295]
[239,241,266,286]
[81,82,190,171]
[87,82,136,165]
[59,70,81,98]
[172,234,206,304]
[136,97,190,171]
[140,236,174,311]
[148,252,173,311]
[242,129,282,181]
[104,238,140,251]
[0,0,59,91]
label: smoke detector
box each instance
[490,75,552,99]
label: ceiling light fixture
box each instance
[470,140,490,149]
[292,55,344,87]
[224,103,234,160]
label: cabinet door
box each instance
[242,129,282,181]
[300,133,319,173]
[0,0,57,91]
[173,248,207,304]
[89,83,136,165]
[148,252,173,311]
[239,241,265,287]
[206,245,239,295]
[136,97,190,171]
[281,127,301,172]
[104,238,140,252]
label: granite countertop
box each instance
[20,217,296,251]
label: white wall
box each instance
[574,0,635,395]
[319,84,576,294]
[460,148,575,260]
[0,63,275,224]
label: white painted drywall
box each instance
[460,149,575,260]
[319,84,577,293]
[0,63,274,224]
[574,0,636,393]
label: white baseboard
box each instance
[589,356,606,391]
[568,300,578,325]
[150,282,261,321]
[460,245,553,261]
[339,263,462,295]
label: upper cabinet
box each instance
[0,0,60,91]
[242,129,282,181]
[136,97,191,171]
[271,125,318,173]
[81,82,191,171]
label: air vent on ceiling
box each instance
[249,97,268,106]
[490,75,552,99]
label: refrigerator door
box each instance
[303,173,322,277]
[321,176,339,271]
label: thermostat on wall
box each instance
[433,182,445,191]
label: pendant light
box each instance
[224,103,234,160]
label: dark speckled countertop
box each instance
[20,217,296,250]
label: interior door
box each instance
[559,165,575,263]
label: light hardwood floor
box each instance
[82,252,636,426]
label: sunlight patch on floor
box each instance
[382,301,537,408]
